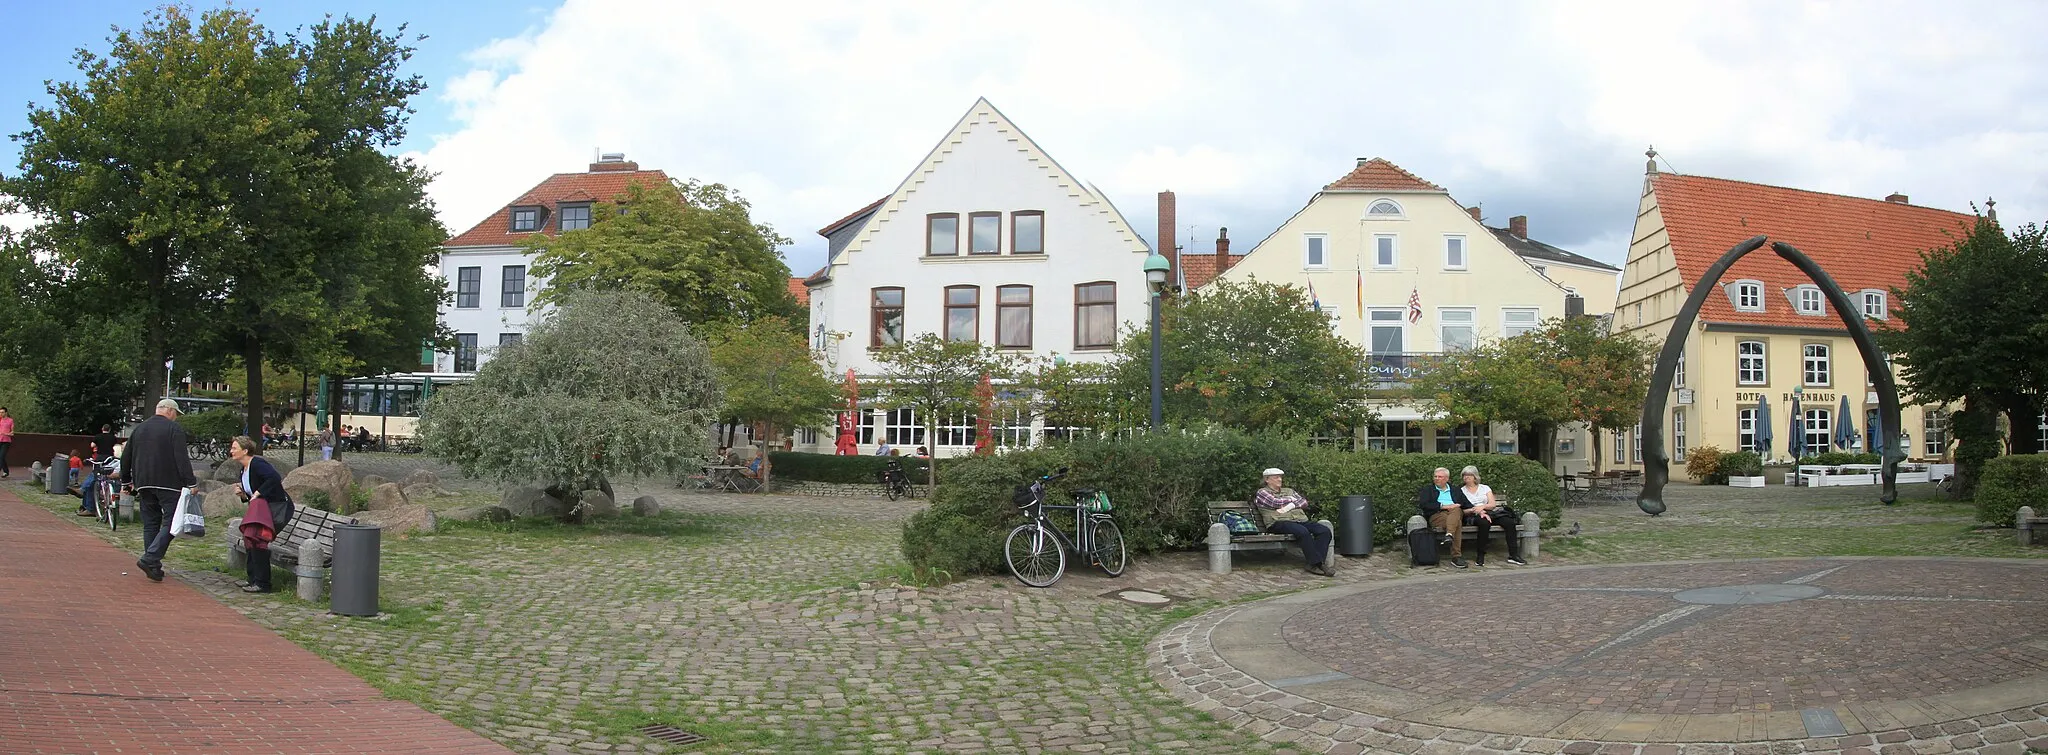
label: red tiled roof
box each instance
[1650,173,1977,330]
[1180,253,1246,290]
[1323,158,1444,192]
[788,277,809,306]
[817,196,888,237]
[445,168,674,247]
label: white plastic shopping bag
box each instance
[171,488,207,539]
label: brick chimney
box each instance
[1216,227,1232,270]
[1157,191,1178,278]
[590,152,638,172]
[1884,193,1909,204]
[1466,206,1481,222]
[1509,215,1528,240]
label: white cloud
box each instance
[413,0,2048,275]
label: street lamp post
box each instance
[1143,252,1171,430]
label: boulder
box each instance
[442,505,514,523]
[579,490,618,520]
[400,469,439,487]
[546,474,612,505]
[631,495,661,517]
[366,482,409,512]
[360,474,391,491]
[354,503,437,535]
[215,457,296,484]
[204,486,244,522]
[193,479,227,495]
[500,484,568,520]
[284,460,353,513]
[403,483,454,500]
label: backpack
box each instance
[1220,510,1261,535]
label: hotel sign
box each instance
[1734,391,1836,403]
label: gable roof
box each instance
[1649,173,1977,330]
[788,277,809,306]
[824,98,1149,271]
[1179,253,1246,290]
[1323,158,1444,193]
[445,165,673,248]
[817,196,887,237]
[1487,227,1619,272]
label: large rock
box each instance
[546,474,612,506]
[214,457,296,484]
[193,479,227,495]
[204,486,244,522]
[403,483,454,501]
[578,490,618,520]
[443,505,514,523]
[366,482,409,512]
[284,460,353,513]
[360,474,391,491]
[631,495,661,517]
[400,469,440,488]
[500,484,568,520]
[354,503,437,535]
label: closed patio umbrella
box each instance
[1755,394,1774,458]
[1788,395,1807,459]
[1836,395,1856,451]
[1869,409,1884,456]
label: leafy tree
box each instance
[1409,315,1653,470]
[706,316,840,487]
[1882,217,2048,461]
[872,334,1017,486]
[525,179,801,332]
[0,370,50,434]
[1019,357,1139,440]
[417,291,722,501]
[33,352,138,435]
[1112,279,1372,434]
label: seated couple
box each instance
[1417,465,1526,569]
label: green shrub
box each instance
[768,451,946,485]
[1976,454,2048,526]
[177,409,244,441]
[1796,451,1880,466]
[1718,450,1763,478]
[1686,445,1727,484]
[301,489,334,512]
[900,429,1562,577]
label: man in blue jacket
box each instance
[120,399,198,582]
[1414,466,1475,569]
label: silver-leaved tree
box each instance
[417,290,723,495]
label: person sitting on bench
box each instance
[1253,468,1335,577]
[1458,465,1526,566]
[1416,467,1475,569]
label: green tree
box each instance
[416,291,722,500]
[872,334,1016,487]
[1882,217,2048,462]
[706,316,841,487]
[1113,279,1372,434]
[525,179,801,331]
[1019,357,1138,440]
[1409,315,1654,470]
[34,352,138,435]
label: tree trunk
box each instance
[328,375,345,462]
[244,340,264,444]
[2004,399,2043,455]
[756,420,773,490]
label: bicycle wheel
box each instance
[102,483,118,532]
[1004,523,1066,588]
[884,477,902,501]
[1090,518,1127,577]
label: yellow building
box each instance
[1607,157,1976,474]
[1208,158,1618,472]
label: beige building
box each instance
[1606,157,1976,474]
[1208,158,1619,472]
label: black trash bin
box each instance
[330,523,382,617]
[1338,495,1372,557]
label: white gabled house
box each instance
[796,98,1154,454]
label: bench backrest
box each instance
[1207,499,1270,530]
[278,505,357,556]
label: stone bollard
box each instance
[1520,512,1542,561]
[295,541,329,603]
[2019,506,2038,547]
[1206,523,1232,574]
[226,517,247,571]
[118,491,138,523]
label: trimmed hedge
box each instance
[1976,454,2048,526]
[1795,452,1880,466]
[768,451,944,485]
[177,409,243,441]
[900,430,1562,577]
[1717,450,1763,478]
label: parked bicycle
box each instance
[878,459,911,501]
[1003,467,1128,588]
[187,438,228,462]
[92,457,121,532]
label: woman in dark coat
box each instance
[227,436,294,593]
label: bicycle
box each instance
[92,459,121,532]
[1003,467,1128,588]
[878,460,911,501]
[187,438,228,462]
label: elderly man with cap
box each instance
[120,398,198,582]
[1252,468,1335,577]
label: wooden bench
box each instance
[1204,500,1336,574]
[1403,496,1544,562]
[229,504,358,568]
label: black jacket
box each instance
[93,431,118,462]
[121,415,197,490]
[242,456,294,532]
[1415,482,1474,518]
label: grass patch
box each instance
[434,510,723,541]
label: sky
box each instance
[5,0,2046,279]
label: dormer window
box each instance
[1366,199,1405,218]
[510,207,542,232]
[1788,285,1825,315]
[1860,289,1888,319]
[1729,280,1764,312]
[558,203,592,232]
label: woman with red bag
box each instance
[226,436,294,593]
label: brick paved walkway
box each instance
[1155,558,2048,754]
[0,487,510,754]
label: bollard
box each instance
[2019,506,2038,547]
[295,541,329,602]
[1337,495,1373,557]
[330,523,381,616]
[117,490,137,523]
[226,517,247,571]
[1519,512,1543,561]
[1206,523,1231,574]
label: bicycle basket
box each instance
[1083,491,1113,513]
[1011,485,1036,508]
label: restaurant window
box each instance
[1434,422,1490,453]
[1803,409,1833,455]
[871,287,904,348]
[1737,407,1758,454]
[1366,421,1425,453]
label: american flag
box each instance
[1407,287,1422,323]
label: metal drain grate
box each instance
[637,724,708,746]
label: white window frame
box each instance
[1802,343,1831,387]
[1318,305,1341,333]
[1367,308,1407,355]
[1737,341,1767,385]
[1443,234,1467,271]
[1922,409,1948,457]
[1501,308,1541,338]
[1439,307,1476,352]
[1790,285,1825,316]
[1675,347,1687,388]
[1304,233,1329,269]
[1365,198,1405,219]
[1803,408,1832,455]
[1633,422,1643,463]
[1673,408,1687,463]
[1860,289,1888,319]
[1738,407,1759,453]
[1731,280,1764,312]
[1373,234,1398,269]
[1612,430,1627,464]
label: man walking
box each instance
[121,399,197,582]
[0,406,14,479]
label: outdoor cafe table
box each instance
[704,465,751,492]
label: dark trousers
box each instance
[1269,520,1333,567]
[247,545,274,591]
[0,441,10,476]
[1468,511,1521,563]
[137,488,180,569]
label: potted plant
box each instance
[1720,450,1766,487]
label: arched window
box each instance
[1366,199,1404,218]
